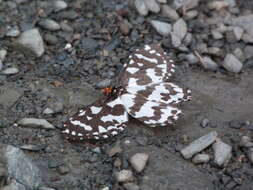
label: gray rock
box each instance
[2,179,26,190]
[60,22,74,32]
[244,45,253,60]
[0,87,23,109]
[106,145,122,157]
[173,0,200,10]
[123,183,140,190]
[207,47,222,56]
[5,145,42,189]
[211,30,223,40]
[15,28,44,57]
[239,136,253,148]
[192,154,210,164]
[183,32,192,45]
[42,108,54,115]
[242,33,253,43]
[233,48,245,61]
[38,19,60,31]
[53,0,68,12]
[95,79,111,89]
[227,14,253,38]
[6,28,20,37]
[150,20,172,36]
[161,5,179,21]
[134,0,148,16]
[247,148,253,164]
[115,170,134,183]
[138,147,215,190]
[0,49,7,61]
[0,60,2,71]
[181,131,218,159]
[184,10,198,20]
[208,1,229,10]
[185,53,199,64]
[232,26,244,41]
[171,33,182,47]
[202,57,219,71]
[44,34,58,45]
[2,67,19,75]
[129,153,149,173]
[39,187,56,190]
[156,0,167,3]
[212,139,232,167]
[173,18,187,41]
[144,0,160,13]
[17,118,55,129]
[200,118,209,128]
[223,54,243,73]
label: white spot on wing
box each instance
[127,67,139,74]
[62,129,70,134]
[70,120,92,131]
[98,126,107,133]
[90,106,102,114]
[107,97,122,108]
[135,54,158,64]
[144,45,151,51]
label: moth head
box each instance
[102,87,113,96]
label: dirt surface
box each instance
[0,0,253,190]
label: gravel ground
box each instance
[0,0,253,189]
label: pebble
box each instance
[244,45,253,60]
[242,33,253,43]
[38,19,60,31]
[53,0,68,12]
[184,10,198,20]
[106,145,122,157]
[185,53,199,64]
[123,183,140,190]
[19,144,46,151]
[239,136,253,148]
[232,26,244,41]
[192,154,210,164]
[173,18,187,42]
[0,49,7,61]
[2,67,19,75]
[60,22,74,32]
[6,28,20,37]
[150,20,172,36]
[39,187,56,190]
[247,148,253,164]
[5,145,42,189]
[95,79,111,89]
[17,118,55,129]
[161,5,179,21]
[233,48,245,61]
[200,118,209,128]
[15,28,44,57]
[156,0,167,3]
[171,33,182,48]
[173,0,200,10]
[211,30,223,40]
[134,0,148,16]
[44,34,58,45]
[129,153,149,173]
[207,47,222,56]
[180,131,218,159]
[144,0,160,13]
[202,57,219,71]
[223,54,243,73]
[119,20,132,36]
[212,139,232,167]
[0,60,2,71]
[43,108,54,115]
[208,1,229,10]
[101,187,109,190]
[57,165,70,175]
[115,170,134,183]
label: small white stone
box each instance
[53,0,68,12]
[0,49,7,61]
[192,154,210,164]
[135,0,148,16]
[115,170,134,182]
[223,54,243,73]
[2,67,19,75]
[17,118,55,129]
[129,153,149,173]
[144,0,160,13]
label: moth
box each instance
[62,44,191,141]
